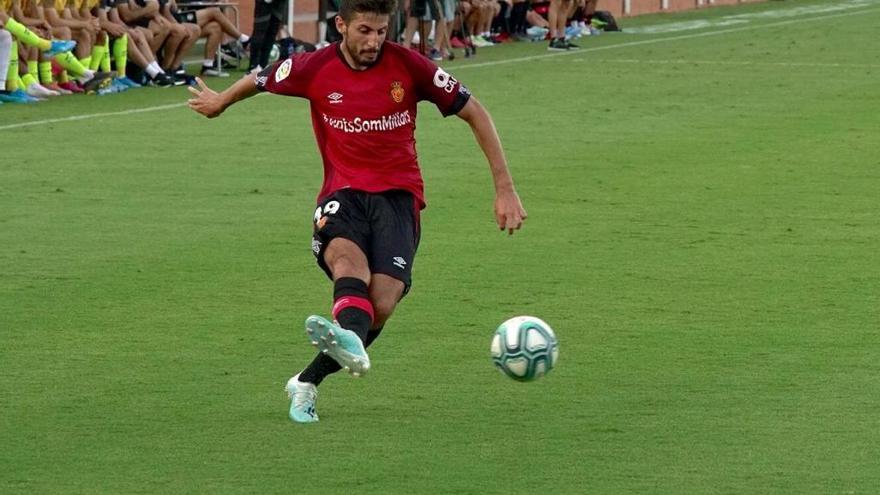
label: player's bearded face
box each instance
[339,13,389,68]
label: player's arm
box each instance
[456,96,527,235]
[187,74,260,118]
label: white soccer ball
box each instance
[490,316,559,382]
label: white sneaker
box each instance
[26,83,60,98]
[285,374,319,423]
[200,66,230,78]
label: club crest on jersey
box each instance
[390,81,405,103]
[275,59,292,82]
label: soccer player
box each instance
[187,0,526,424]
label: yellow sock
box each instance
[21,73,39,88]
[11,75,24,91]
[27,60,38,77]
[39,61,54,84]
[80,56,92,70]
[88,43,104,71]
[3,18,52,51]
[58,70,70,84]
[112,35,128,76]
[54,51,88,77]
[100,37,111,73]
[6,42,18,90]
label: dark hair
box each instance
[338,0,397,22]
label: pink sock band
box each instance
[332,296,374,322]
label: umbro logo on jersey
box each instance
[392,257,407,269]
[328,92,343,104]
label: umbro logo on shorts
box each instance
[392,257,406,269]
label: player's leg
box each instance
[158,20,184,70]
[304,237,373,375]
[199,21,226,76]
[146,18,169,54]
[0,29,12,100]
[22,44,59,97]
[0,10,75,55]
[166,22,199,74]
[195,7,247,43]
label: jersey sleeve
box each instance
[409,54,471,117]
[255,55,311,98]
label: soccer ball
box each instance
[490,316,559,382]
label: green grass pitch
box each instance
[2,0,879,492]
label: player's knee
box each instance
[328,255,370,281]
[371,297,398,326]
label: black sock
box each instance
[332,277,373,342]
[298,279,374,386]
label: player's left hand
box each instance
[187,77,225,118]
[495,190,527,235]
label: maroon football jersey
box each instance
[256,42,471,209]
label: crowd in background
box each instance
[0,0,617,104]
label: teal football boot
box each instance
[305,315,370,377]
[285,374,319,423]
[45,39,77,57]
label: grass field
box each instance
[2,0,880,492]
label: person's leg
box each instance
[168,23,200,70]
[0,29,10,93]
[201,21,223,67]
[147,19,170,55]
[548,0,566,49]
[256,14,281,68]
[195,7,245,41]
[160,22,185,70]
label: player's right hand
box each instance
[495,189,527,235]
[187,77,225,118]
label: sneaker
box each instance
[450,36,466,48]
[219,43,241,63]
[58,81,84,94]
[548,38,568,51]
[45,82,72,95]
[304,315,370,377]
[148,73,174,87]
[427,48,443,61]
[117,76,142,88]
[26,83,60,98]
[469,35,493,48]
[45,39,77,57]
[200,65,230,77]
[565,26,581,40]
[178,74,197,86]
[285,374,319,423]
[591,18,608,30]
[564,39,580,49]
[81,71,114,93]
[0,90,37,103]
[526,26,550,42]
[11,89,42,102]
